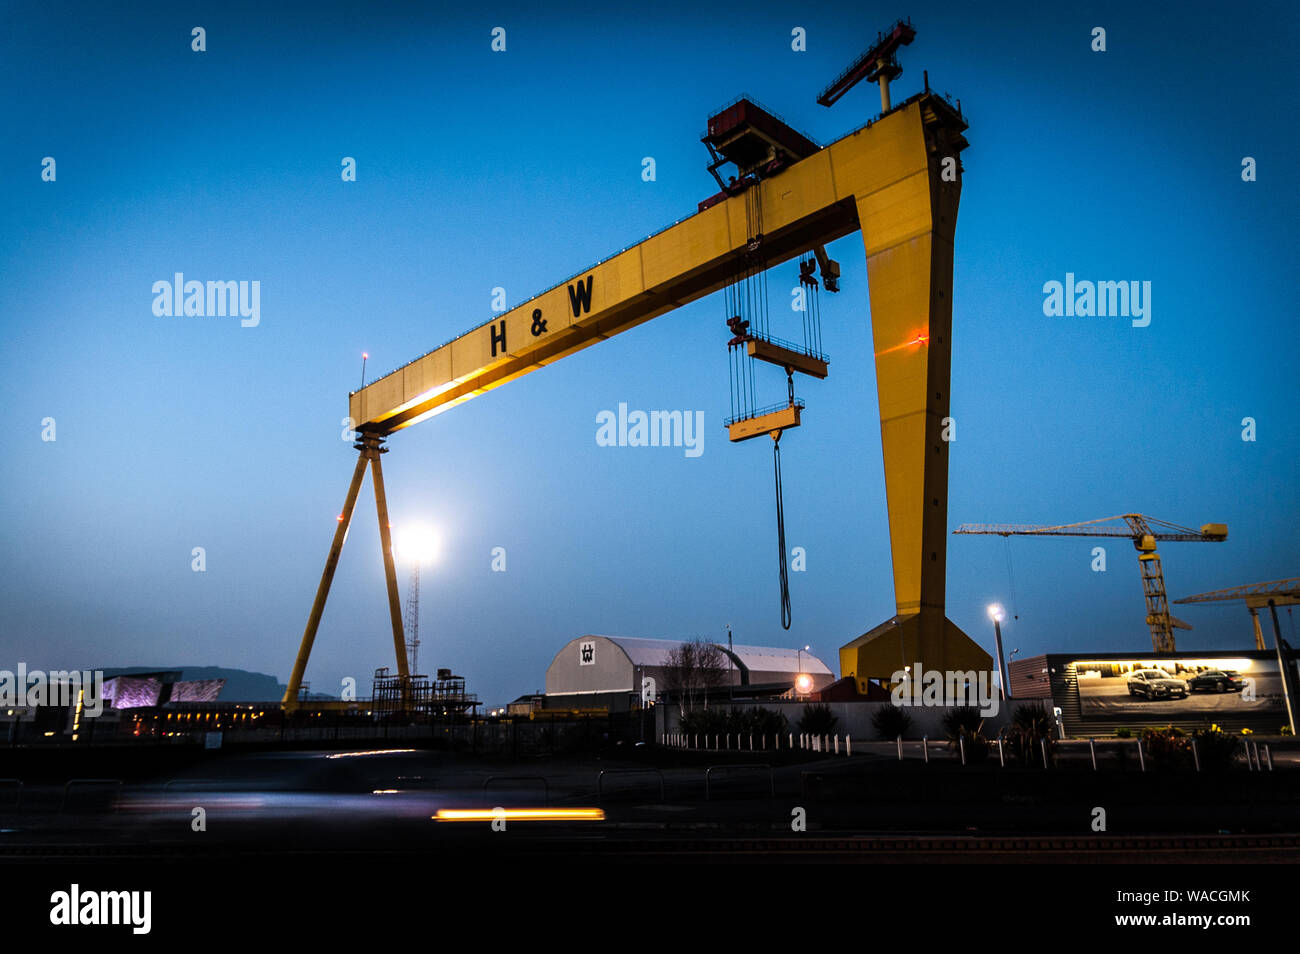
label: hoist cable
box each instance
[795,274,806,356]
[1004,536,1020,621]
[812,271,822,356]
[774,435,792,630]
[727,344,736,421]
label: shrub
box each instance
[1115,728,1132,739]
[1191,724,1240,771]
[942,706,989,763]
[678,707,727,738]
[743,706,789,736]
[678,706,788,739]
[871,703,913,740]
[1004,701,1054,766]
[797,703,838,736]
[1140,726,1192,770]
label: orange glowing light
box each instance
[874,333,930,357]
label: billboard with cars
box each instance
[1073,656,1286,720]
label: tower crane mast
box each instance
[954,514,1228,652]
[404,562,420,676]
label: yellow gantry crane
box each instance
[1174,578,1300,650]
[953,514,1228,653]
[283,21,981,710]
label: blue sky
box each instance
[2,0,1297,707]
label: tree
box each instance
[663,638,730,714]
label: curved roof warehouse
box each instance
[545,635,835,710]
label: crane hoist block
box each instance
[726,402,802,442]
[746,337,829,378]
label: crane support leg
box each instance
[368,441,410,684]
[283,435,413,711]
[849,123,965,670]
[282,446,370,710]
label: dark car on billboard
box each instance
[1126,669,1190,700]
[1187,669,1245,693]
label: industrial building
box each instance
[544,635,835,711]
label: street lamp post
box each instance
[987,604,1009,701]
[1270,599,1297,736]
[727,624,734,703]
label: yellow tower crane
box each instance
[953,514,1228,653]
[1174,578,1300,650]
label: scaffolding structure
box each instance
[371,667,479,720]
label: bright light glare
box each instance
[395,525,439,563]
[325,748,416,759]
[434,808,604,822]
[987,603,1006,623]
[795,673,814,693]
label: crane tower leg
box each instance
[368,441,411,684]
[840,104,983,682]
[1250,606,1266,651]
[282,445,371,710]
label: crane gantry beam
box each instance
[347,94,967,439]
[285,88,973,710]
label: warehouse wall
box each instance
[545,636,634,696]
